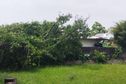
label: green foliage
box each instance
[90,50,109,63]
[73,18,90,38]
[89,21,107,36]
[0,32,30,70]
[79,54,90,63]
[0,14,89,70]
[113,21,126,51]
[112,47,122,59]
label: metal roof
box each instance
[87,33,114,40]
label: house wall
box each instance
[81,39,98,47]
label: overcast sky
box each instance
[0,0,126,28]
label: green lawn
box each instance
[1,64,126,84]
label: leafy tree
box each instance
[90,21,107,36]
[0,14,89,70]
[113,21,126,51]
[72,18,90,39]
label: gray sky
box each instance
[0,0,126,28]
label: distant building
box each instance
[81,33,114,47]
[81,33,115,57]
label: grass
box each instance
[1,64,126,84]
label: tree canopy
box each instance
[89,21,107,36]
[0,14,89,70]
[113,21,126,51]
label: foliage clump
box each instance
[0,14,89,70]
[113,21,126,51]
[90,50,109,63]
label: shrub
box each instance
[112,47,122,59]
[90,50,109,63]
[0,33,30,70]
[79,53,90,63]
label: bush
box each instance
[0,43,30,70]
[90,50,109,63]
[112,47,122,59]
[79,53,90,63]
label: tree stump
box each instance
[4,78,16,84]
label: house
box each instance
[81,33,114,47]
[81,38,106,47]
[81,33,115,57]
